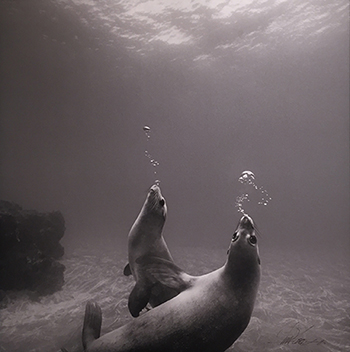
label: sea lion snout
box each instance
[150,184,161,193]
[239,215,254,229]
[149,185,164,202]
[146,184,167,215]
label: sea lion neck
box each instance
[223,215,260,288]
[223,248,260,288]
[138,212,165,233]
[142,194,167,218]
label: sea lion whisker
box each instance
[253,221,263,238]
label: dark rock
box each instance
[0,201,66,297]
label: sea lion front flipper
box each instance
[136,256,194,293]
[82,301,102,350]
[128,281,153,318]
[123,263,132,276]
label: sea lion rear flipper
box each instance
[128,281,153,317]
[136,256,194,293]
[82,301,102,350]
[123,263,132,276]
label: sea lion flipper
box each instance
[123,263,132,276]
[128,281,153,318]
[136,256,193,292]
[82,301,102,350]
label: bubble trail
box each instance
[143,125,160,185]
[235,170,272,214]
[143,125,151,140]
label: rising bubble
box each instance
[239,170,255,182]
[143,125,151,140]
[143,125,160,184]
[235,170,271,214]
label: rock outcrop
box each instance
[0,201,65,296]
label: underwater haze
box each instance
[0,0,349,351]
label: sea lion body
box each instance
[124,184,177,316]
[84,215,261,352]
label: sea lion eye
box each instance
[248,234,257,246]
[159,199,165,206]
[232,232,239,242]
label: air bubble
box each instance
[143,125,160,183]
[239,170,255,180]
[235,170,272,214]
[143,125,151,140]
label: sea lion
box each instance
[83,215,261,352]
[123,184,178,317]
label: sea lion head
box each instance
[225,214,261,283]
[142,184,167,219]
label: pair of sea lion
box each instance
[73,184,261,352]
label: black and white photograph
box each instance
[0,0,349,351]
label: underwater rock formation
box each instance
[0,201,65,296]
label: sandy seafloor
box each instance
[0,242,349,352]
